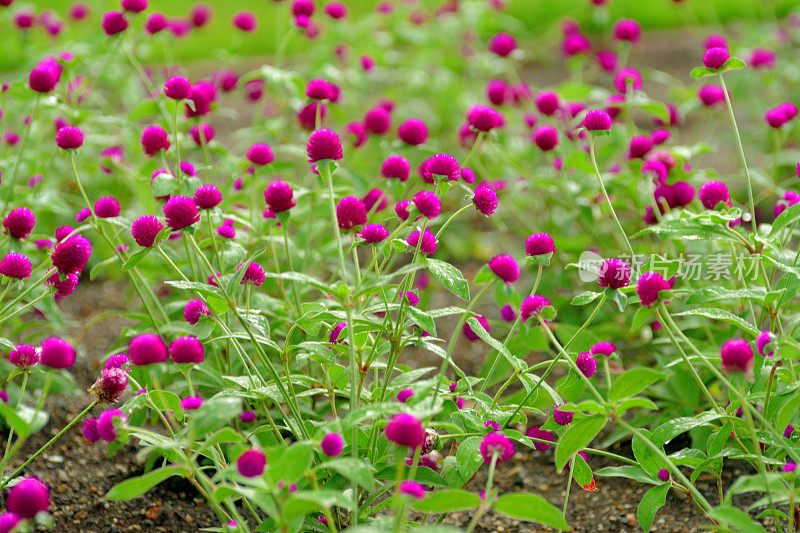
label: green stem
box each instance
[0,95,40,219]
[589,137,635,260]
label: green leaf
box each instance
[708,505,766,533]
[631,306,656,330]
[776,391,800,437]
[690,66,716,79]
[152,174,178,197]
[769,202,800,236]
[189,397,241,439]
[267,443,314,484]
[720,57,747,72]
[106,466,182,500]
[406,305,436,335]
[672,308,758,336]
[555,415,607,470]
[318,458,374,489]
[493,493,568,530]
[412,489,480,513]
[571,291,601,306]
[427,259,470,301]
[473,264,495,285]
[609,369,668,401]
[685,287,769,305]
[596,465,656,485]
[456,436,483,480]
[0,403,30,438]
[121,248,151,272]
[571,452,593,487]
[637,483,670,532]
[465,317,525,372]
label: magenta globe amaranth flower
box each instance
[703,47,730,70]
[241,262,265,286]
[489,32,517,57]
[398,480,426,499]
[0,253,32,280]
[40,337,76,368]
[597,258,631,289]
[232,11,257,32]
[89,367,128,403]
[407,230,437,255]
[362,188,387,213]
[247,144,274,166]
[720,338,754,374]
[3,207,35,240]
[613,18,641,43]
[576,352,597,377]
[307,129,343,163]
[94,196,120,219]
[535,92,560,116]
[398,119,428,146]
[582,110,612,132]
[29,59,61,93]
[169,336,204,364]
[320,433,344,457]
[756,330,776,357]
[82,418,99,442]
[52,234,92,274]
[463,316,489,341]
[144,12,167,34]
[364,107,391,135]
[466,105,502,132]
[591,342,616,356]
[413,190,441,219]
[360,224,388,244]
[489,254,519,283]
[190,123,215,145]
[163,195,200,230]
[532,125,558,152]
[7,477,49,519]
[264,181,296,213]
[164,76,191,100]
[194,185,222,210]
[526,425,554,451]
[423,153,460,182]
[97,408,126,441]
[525,233,555,257]
[336,196,367,230]
[553,404,573,425]
[237,449,266,477]
[698,180,731,210]
[636,272,671,308]
[473,185,498,216]
[121,0,147,13]
[184,299,210,325]
[9,344,38,368]
[129,333,168,366]
[55,125,83,149]
[140,125,170,156]
[131,215,163,247]
[181,396,203,410]
[397,388,414,403]
[385,413,425,448]
[381,155,410,181]
[102,10,129,35]
[520,295,550,322]
[480,432,514,463]
[657,468,670,482]
[501,304,516,322]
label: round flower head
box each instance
[232,11,257,32]
[89,367,128,403]
[324,1,347,19]
[463,316,489,341]
[3,207,35,240]
[102,10,128,35]
[413,190,441,219]
[385,413,425,448]
[525,233,555,256]
[583,110,612,131]
[535,92,560,116]
[247,144,274,166]
[720,338,754,374]
[169,336,204,364]
[489,254,519,283]
[76,208,91,223]
[55,125,83,149]
[129,333,168,366]
[217,225,235,239]
[657,468,670,482]
[9,344,38,368]
[751,47,776,69]
[51,234,92,274]
[0,253,32,280]
[407,230,437,255]
[703,47,730,70]
[40,337,75,369]
[329,322,347,344]
[240,410,256,423]
[486,79,508,105]
[756,330,776,357]
[501,304,516,322]
[93,196,120,219]
[360,223,388,244]
[698,84,725,107]
[292,0,315,16]
[467,105,502,132]
[397,388,414,403]
[766,108,788,129]
[305,78,334,100]
[144,12,167,34]
[553,404,573,425]
[190,123,215,145]
[364,107,391,135]
[47,272,79,299]
[698,180,731,210]
[82,418,99,442]
[131,215,163,248]
[784,462,797,473]
[423,153,460,182]
[672,181,695,207]
[489,32,517,57]
[395,200,411,221]
[614,67,642,94]
[140,125,170,156]
[473,185,498,216]
[320,433,344,457]
[237,448,267,478]
[532,125,559,152]
[520,295,550,322]
[629,135,653,159]
[164,76,191,100]
[597,258,631,289]
[121,0,147,13]
[186,81,217,117]
[591,342,616,356]
[636,272,671,308]
[29,60,61,93]
[7,477,49,519]
[104,353,129,370]
[480,432,514,463]
[785,425,795,438]
[264,181,296,213]
[163,195,200,230]
[526,425,554,451]
[241,262,265,286]
[613,18,641,42]
[398,119,428,146]
[704,34,728,50]
[398,480,426,499]
[345,121,367,147]
[181,396,203,410]
[97,408,126,441]
[576,352,597,377]
[336,196,367,230]
[381,155,410,181]
[297,102,326,130]
[184,298,210,325]
[362,188,387,213]
[194,185,222,210]
[307,129,343,162]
